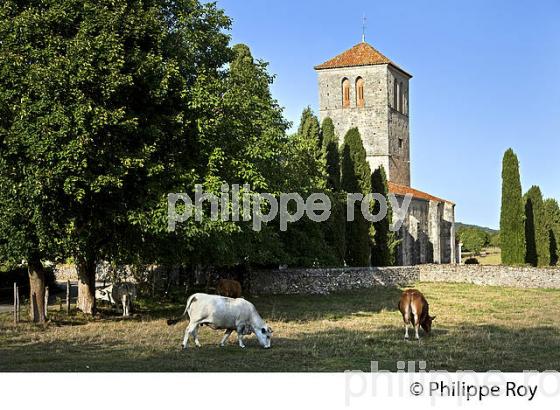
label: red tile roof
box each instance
[314,42,412,77]
[388,182,454,205]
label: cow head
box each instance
[421,315,436,333]
[255,325,273,348]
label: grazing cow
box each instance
[398,289,435,340]
[95,283,137,317]
[167,293,272,349]
[216,278,242,298]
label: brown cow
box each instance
[216,278,242,298]
[398,289,435,340]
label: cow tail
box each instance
[167,294,197,326]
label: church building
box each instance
[315,41,457,265]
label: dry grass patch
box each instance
[1,283,559,371]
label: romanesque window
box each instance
[342,78,350,108]
[356,77,365,107]
[399,81,404,114]
[393,80,398,109]
[396,81,401,111]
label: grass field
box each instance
[1,282,559,372]
[462,247,502,265]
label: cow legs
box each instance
[182,324,193,349]
[413,315,420,340]
[410,307,421,340]
[182,322,200,349]
[236,325,246,348]
[220,329,233,347]
[122,294,129,317]
[403,308,411,340]
[191,324,202,347]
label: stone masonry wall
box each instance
[247,265,560,295]
[56,263,560,294]
[317,64,410,186]
[418,264,560,289]
[53,264,77,281]
[387,66,411,186]
[248,267,419,295]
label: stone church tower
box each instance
[315,41,458,265]
[315,41,411,186]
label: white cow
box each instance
[167,293,273,349]
[95,283,137,317]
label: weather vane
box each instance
[362,14,367,43]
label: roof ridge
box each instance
[388,181,454,205]
[314,42,411,77]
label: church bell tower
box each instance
[314,41,412,187]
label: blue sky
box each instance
[217,0,560,229]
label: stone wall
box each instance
[396,196,431,265]
[247,264,560,295]
[56,262,560,294]
[53,264,77,281]
[418,264,560,289]
[387,66,411,186]
[247,266,419,295]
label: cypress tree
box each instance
[341,128,371,194]
[524,195,537,266]
[524,186,550,267]
[370,166,396,266]
[298,106,321,148]
[544,198,560,266]
[341,128,371,266]
[321,117,341,191]
[321,118,345,265]
[499,149,526,265]
[323,191,346,265]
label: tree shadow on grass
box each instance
[245,287,405,322]
[353,323,560,372]
[43,287,405,325]
[3,318,558,372]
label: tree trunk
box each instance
[28,259,46,323]
[76,256,97,315]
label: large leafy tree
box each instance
[499,149,525,265]
[0,0,232,314]
[0,157,59,322]
[148,43,293,270]
[524,186,549,267]
[341,128,371,266]
[458,228,490,256]
[277,109,338,267]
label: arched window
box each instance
[342,78,350,108]
[393,80,398,109]
[403,89,408,115]
[399,81,404,113]
[356,77,365,107]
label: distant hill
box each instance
[456,222,499,235]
